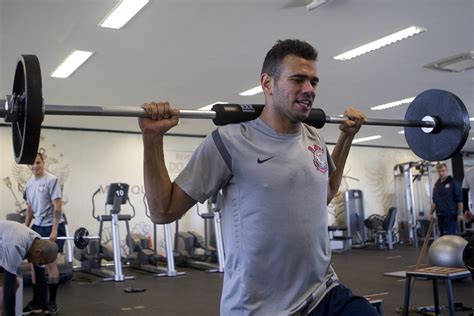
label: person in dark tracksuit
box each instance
[429,163,464,236]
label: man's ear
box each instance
[260,73,273,96]
[34,248,42,257]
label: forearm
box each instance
[52,199,62,232]
[457,202,463,215]
[328,132,355,203]
[25,207,33,227]
[143,134,175,222]
[429,203,436,215]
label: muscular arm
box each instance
[327,107,366,204]
[143,134,196,223]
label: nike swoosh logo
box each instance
[257,156,274,164]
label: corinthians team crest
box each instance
[307,144,328,174]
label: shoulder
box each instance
[214,120,255,142]
[45,172,57,179]
[302,123,326,145]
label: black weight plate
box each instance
[463,239,473,273]
[74,227,90,250]
[404,89,470,161]
[12,55,43,164]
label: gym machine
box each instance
[344,189,367,248]
[74,183,134,282]
[174,192,225,273]
[394,161,437,245]
[126,195,186,277]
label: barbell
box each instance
[0,55,471,164]
[40,227,99,250]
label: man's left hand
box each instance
[49,230,58,241]
[339,107,367,136]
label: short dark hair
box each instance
[436,162,447,170]
[36,152,45,162]
[261,39,318,80]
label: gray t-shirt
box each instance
[0,221,40,275]
[24,172,62,226]
[175,118,337,315]
[463,167,474,211]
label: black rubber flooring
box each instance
[22,245,473,315]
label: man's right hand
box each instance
[138,101,180,135]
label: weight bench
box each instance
[402,266,471,316]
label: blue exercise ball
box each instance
[428,235,468,268]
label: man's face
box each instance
[271,54,318,123]
[437,166,448,179]
[30,155,45,176]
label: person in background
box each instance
[429,162,463,235]
[0,220,58,316]
[462,166,474,224]
[23,153,64,316]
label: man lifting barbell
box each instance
[0,221,58,316]
[139,39,379,316]
[0,37,471,315]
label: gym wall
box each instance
[1,126,424,251]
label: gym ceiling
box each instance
[0,0,473,153]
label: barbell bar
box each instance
[1,100,436,128]
[40,227,99,250]
[1,55,471,164]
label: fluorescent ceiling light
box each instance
[198,102,229,111]
[371,97,415,110]
[398,130,405,135]
[51,50,94,78]
[469,117,474,121]
[424,52,474,72]
[100,0,149,29]
[352,135,382,144]
[333,26,426,61]
[306,0,327,11]
[239,86,263,96]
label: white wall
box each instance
[0,126,206,256]
[1,126,429,251]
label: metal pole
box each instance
[214,211,225,273]
[1,98,438,129]
[155,223,185,278]
[326,116,435,128]
[44,104,216,119]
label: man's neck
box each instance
[260,107,301,134]
[34,172,45,179]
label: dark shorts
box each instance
[31,222,66,253]
[309,284,380,316]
